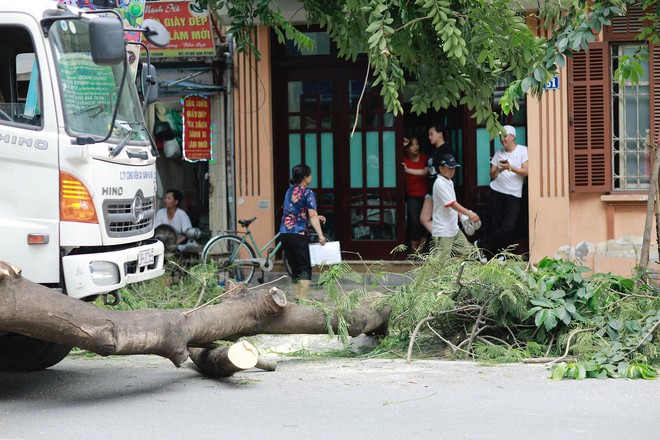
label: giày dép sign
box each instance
[182,95,212,161]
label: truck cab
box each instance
[0,1,166,370]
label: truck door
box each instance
[0,17,61,284]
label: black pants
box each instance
[280,233,312,281]
[480,189,521,256]
[406,195,426,241]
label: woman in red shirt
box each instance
[402,137,429,253]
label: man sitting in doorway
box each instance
[155,189,192,251]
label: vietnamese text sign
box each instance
[58,53,115,116]
[182,95,212,161]
[144,1,215,58]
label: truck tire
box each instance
[0,333,72,371]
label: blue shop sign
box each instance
[544,76,560,90]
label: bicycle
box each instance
[200,216,332,285]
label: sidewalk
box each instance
[240,260,416,355]
[245,259,416,296]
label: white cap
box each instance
[503,125,516,138]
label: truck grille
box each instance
[103,195,155,238]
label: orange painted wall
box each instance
[233,28,276,248]
[526,22,654,276]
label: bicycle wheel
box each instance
[202,235,257,284]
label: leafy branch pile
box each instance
[382,251,659,380]
[114,252,659,380]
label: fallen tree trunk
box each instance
[0,262,390,374]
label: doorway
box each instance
[271,33,405,259]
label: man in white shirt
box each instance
[155,189,192,249]
[432,154,480,262]
[475,125,528,259]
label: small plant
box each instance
[550,360,657,380]
[109,260,225,311]
[523,258,595,332]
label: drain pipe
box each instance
[225,33,236,231]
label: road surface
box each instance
[2,354,659,439]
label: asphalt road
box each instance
[1,354,659,440]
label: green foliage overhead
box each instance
[203,0,657,138]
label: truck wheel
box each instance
[0,333,72,371]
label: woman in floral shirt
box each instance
[279,164,326,299]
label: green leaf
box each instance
[555,54,566,68]
[551,363,567,381]
[530,297,554,308]
[553,306,567,321]
[543,312,558,331]
[533,67,543,82]
[608,319,623,331]
[546,289,566,300]
[535,309,546,328]
[564,302,576,314]
[521,77,531,93]
[557,38,568,52]
[525,306,542,319]
[637,364,657,380]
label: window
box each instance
[285,32,330,56]
[612,44,651,190]
[0,26,42,128]
[569,37,659,193]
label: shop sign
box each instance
[144,1,215,58]
[544,75,560,90]
[182,95,213,162]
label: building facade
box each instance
[222,2,658,275]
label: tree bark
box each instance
[640,137,660,275]
[0,262,390,373]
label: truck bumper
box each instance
[62,239,165,299]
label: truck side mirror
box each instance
[141,19,170,48]
[138,63,158,105]
[89,17,125,66]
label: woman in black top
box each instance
[420,124,454,235]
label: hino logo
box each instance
[102,187,124,196]
[131,191,146,224]
[0,133,48,150]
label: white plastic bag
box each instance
[460,214,482,236]
[163,139,182,159]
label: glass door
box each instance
[273,67,404,259]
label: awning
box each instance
[159,80,225,93]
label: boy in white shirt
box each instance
[432,154,480,262]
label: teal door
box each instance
[273,66,404,259]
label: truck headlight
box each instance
[89,261,120,286]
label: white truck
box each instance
[0,1,167,370]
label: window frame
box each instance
[568,4,659,193]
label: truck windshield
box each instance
[49,18,148,143]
